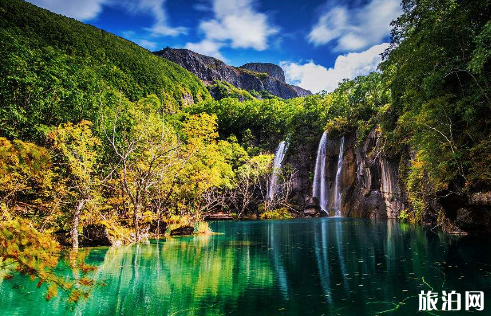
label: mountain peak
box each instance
[154,48,311,99]
[239,63,286,83]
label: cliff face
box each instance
[287,128,406,219]
[340,130,406,219]
[286,127,491,234]
[240,63,286,82]
[154,48,311,99]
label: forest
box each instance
[1,0,491,304]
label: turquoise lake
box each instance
[1,218,490,315]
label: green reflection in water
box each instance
[1,218,490,316]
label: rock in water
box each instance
[170,226,195,236]
[149,219,167,235]
[81,224,112,247]
[303,207,327,218]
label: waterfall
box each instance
[267,141,288,201]
[332,136,345,217]
[312,132,328,212]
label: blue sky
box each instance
[26,0,402,93]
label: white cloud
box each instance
[119,0,186,37]
[28,0,186,38]
[185,40,225,60]
[185,0,278,59]
[27,0,107,21]
[281,43,389,93]
[308,0,401,52]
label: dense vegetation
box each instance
[190,72,390,152]
[0,0,211,142]
[380,0,491,224]
[1,0,490,304]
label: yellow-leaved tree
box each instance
[103,95,182,240]
[47,120,102,249]
[0,137,96,302]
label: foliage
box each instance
[0,216,95,302]
[0,0,211,141]
[207,80,255,101]
[228,154,274,216]
[188,72,390,153]
[380,0,491,221]
[0,137,53,212]
[259,207,293,220]
[398,209,410,222]
[194,221,213,235]
[47,120,102,248]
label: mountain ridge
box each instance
[154,47,311,99]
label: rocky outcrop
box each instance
[303,206,327,218]
[170,226,194,236]
[469,191,491,206]
[154,48,311,99]
[54,225,119,247]
[437,190,491,234]
[341,130,407,219]
[287,128,406,219]
[285,126,490,234]
[240,63,286,82]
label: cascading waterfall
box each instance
[332,136,345,217]
[267,141,288,201]
[312,132,328,212]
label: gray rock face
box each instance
[286,126,491,234]
[154,48,311,99]
[240,63,286,82]
[341,130,407,219]
[287,128,406,219]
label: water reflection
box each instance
[314,219,332,304]
[1,219,490,316]
[267,222,289,298]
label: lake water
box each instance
[1,218,490,315]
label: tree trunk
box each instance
[71,200,85,249]
[134,204,141,242]
[156,207,162,237]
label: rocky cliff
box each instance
[287,128,406,219]
[154,48,311,99]
[240,63,286,82]
[285,127,491,235]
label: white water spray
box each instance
[267,141,288,201]
[332,136,345,217]
[312,132,328,212]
